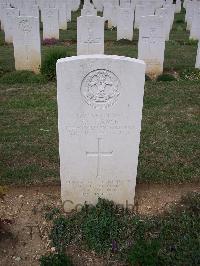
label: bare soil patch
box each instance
[0,183,199,266]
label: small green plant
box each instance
[41,48,68,80]
[49,193,200,264]
[145,74,152,81]
[45,208,61,221]
[175,18,184,24]
[39,253,73,266]
[81,198,126,253]
[179,68,200,80]
[187,39,198,46]
[0,71,46,84]
[0,186,7,200]
[157,73,177,82]
[128,239,161,266]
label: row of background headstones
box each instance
[0,0,199,76]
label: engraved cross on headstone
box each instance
[86,138,113,178]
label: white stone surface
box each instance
[138,15,165,77]
[13,16,41,73]
[103,0,119,28]
[56,54,146,211]
[103,2,113,28]
[81,4,97,16]
[155,7,171,41]
[42,8,59,40]
[71,0,80,11]
[185,1,194,30]
[190,8,200,40]
[134,4,154,29]
[77,15,104,55]
[56,0,67,30]
[3,8,19,43]
[117,7,133,41]
[92,0,104,12]
[20,5,39,17]
[66,1,72,22]
[195,41,200,68]
[175,0,181,13]
[120,0,131,8]
[0,1,11,30]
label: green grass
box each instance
[47,193,200,265]
[0,9,199,185]
[0,80,199,185]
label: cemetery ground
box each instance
[0,9,200,266]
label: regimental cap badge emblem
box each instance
[81,69,121,110]
[19,19,32,32]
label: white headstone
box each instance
[92,0,103,12]
[81,5,97,16]
[20,5,39,17]
[42,8,59,40]
[175,0,181,13]
[155,7,171,41]
[66,1,72,22]
[71,0,80,11]
[77,15,104,55]
[120,0,131,8]
[103,2,113,28]
[185,1,194,30]
[0,1,11,30]
[56,54,146,211]
[56,0,67,30]
[190,8,200,40]
[138,15,165,77]
[3,8,19,43]
[195,41,200,68]
[134,4,154,29]
[103,0,119,28]
[163,3,175,29]
[13,16,41,73]
[117,7,134,41]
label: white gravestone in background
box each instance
[155,7,171,41]
[77,15,104,55]
[117,7,133,41]
[71,0,80,11]
[120,0,131,8]
[190,8,200,40]
[103,2,114,28]
[134,4,154,29]
[175,0,181,13]
[66,2,72,22]
[92,0,104,12]
[4,8,19,43]
[56,54,146,211]
[56,1,67,30]
[13,16,41,73]
[138,15,165,77]
[103,0,119,27]
[195,42,200,68]
[20,5,39,17]
[42,8,59,40]
[81,5,97,16]
[0,2,11,30]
